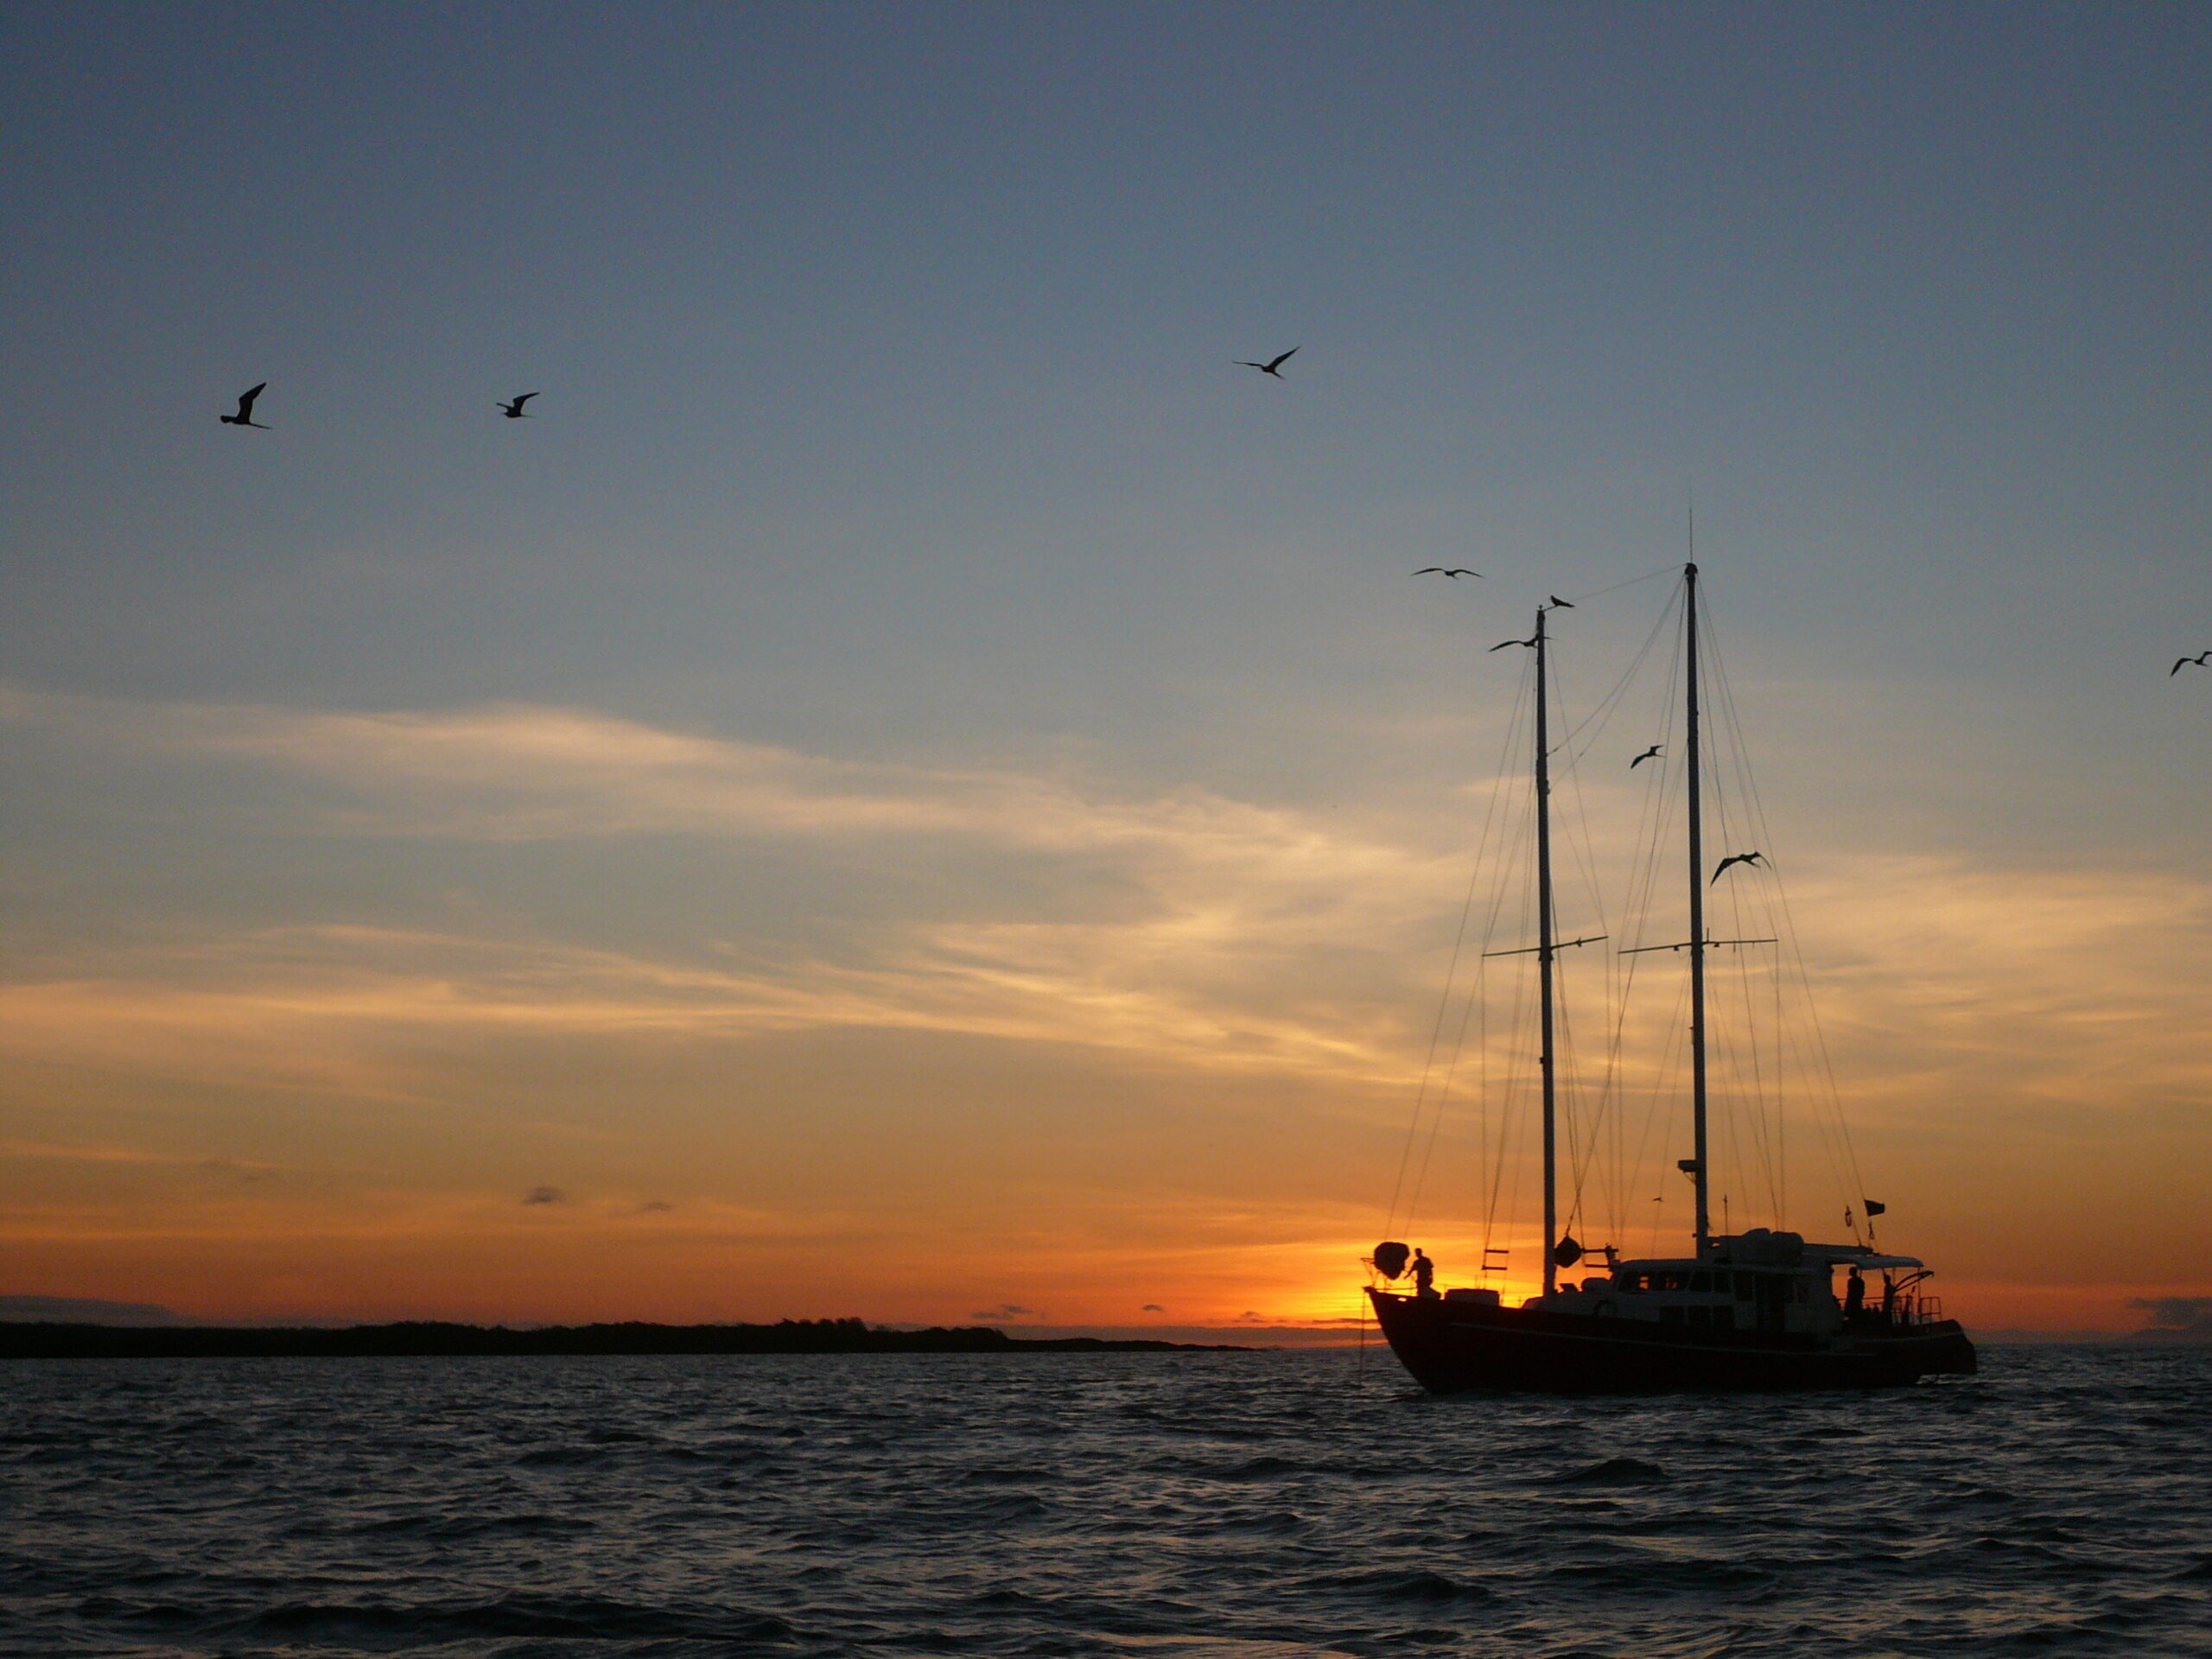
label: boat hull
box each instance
[1370,1290,1976,1394]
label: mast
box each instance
[1684,562,1711,1256]
[1535,605,1559,1297]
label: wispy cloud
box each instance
[8,692,2212,1120]
[5,688,2211,1327]
[0,688,1439,861]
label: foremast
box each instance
[1534,605,1559,1296]
[1684,562,1711,1257]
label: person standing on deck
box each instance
[1412,1249,1436,1300]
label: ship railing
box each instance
[1875,1292,1944,1326]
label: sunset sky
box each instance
[4,3,2209,1338]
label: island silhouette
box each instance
[0,1316,1241,1360]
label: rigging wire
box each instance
[1382,661,1534,1237]
[1557,563,1680,608]
[1700,594,1872,1231]
[1383,561,1885,1295]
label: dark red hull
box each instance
[1370,1290,1976,1393]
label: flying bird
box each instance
[2170,652,2211,676]
[497,393,538,419]
[1630,744,1662,769]
[1711,851,1765,883]
[1235,347,1298,378]
[219,384,270,429]
[1547,594,1575,609]
[1490,635,1538,652]
[1414,567,1482,579]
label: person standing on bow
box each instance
[1412,1249,1437,1299]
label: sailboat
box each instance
[1367,563,1975,1392]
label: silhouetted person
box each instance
[1844,1268,1866,1321]
[1412,1248,1436,1300]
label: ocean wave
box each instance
[3,1347,2206,1658]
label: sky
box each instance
[3,2,2209,1338]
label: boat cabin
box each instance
[1501,1229,1939,1336]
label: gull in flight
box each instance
[1630,744,1662,769]
[497,393,538,419]
[2170,652,2211,676]
[1414,567,1482,579]
[219,383,270,429]
[1711,851,1765,884]
[1235,347,1298,378]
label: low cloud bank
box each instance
[2130,1296,2212,1340]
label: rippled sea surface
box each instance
[4,1344,2209,1658]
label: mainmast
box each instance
[1534,605,1559,1297]
[1684,562,1712,1256]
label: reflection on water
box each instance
[3,1345,2207,1656]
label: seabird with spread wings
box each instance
[1711,851,1765,883]
[1235,347,1298,379]
[219,384,270,429]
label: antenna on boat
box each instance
[1685,559,1712,1258]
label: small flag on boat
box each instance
[1864,1199,1887,1217]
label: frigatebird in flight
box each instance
[1490,635,1538,652]
[1546,594,1575,609]
[2170,652,2211,676]
[1235,347,1298,378]
[1630,744,1662,769]
[1414,567,1482,579]
[497,393,538,419]
[219,384,270,429]
[1711,851,1765,883]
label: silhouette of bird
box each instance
[1711,851,1765,883]
[497,393,538,419]
[1630,744,1662,769]
[219,384,270,429]
[1547,594,1575,609]
[1235,347,1298,378]
[1414,567,1482,579]
[2170,652,2211,676]
[1490,635,1538,652]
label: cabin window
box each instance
[1615,1273,1643,1294]
[1659,1270,1689,1292]
[1689,1271,1712,1293]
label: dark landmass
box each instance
[0,1317,1243,1360]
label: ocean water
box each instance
[3,1344,2207,1658]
